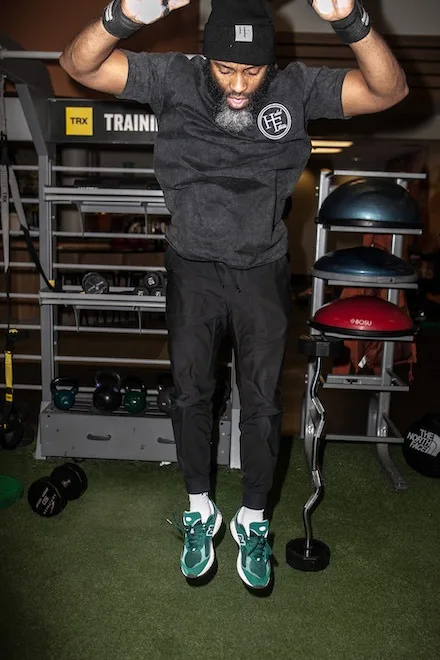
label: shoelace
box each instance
[245,533,272,562]
[167,515,206,551]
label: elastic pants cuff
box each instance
[185,477,211,495]
[242,492,268,510]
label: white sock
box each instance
[237,506,264,535]
[188,492,212,523]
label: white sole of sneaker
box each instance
[230,518,270,590]
[183,508,223,579]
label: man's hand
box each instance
[308,0,355,22]
[121,0,190,25]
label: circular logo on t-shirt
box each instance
[257,104,292,140]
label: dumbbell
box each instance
[123,376,147,414]
[149,286,166,298]
[50,377,79,411]
[131,286,151,297]
[28,462,88,518]
[286,334,344,573]
[81,272,109,294]
[143,272,165,289]
[93,370,122,412]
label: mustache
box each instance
[204,60,277,111]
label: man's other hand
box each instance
[121,0,191,25]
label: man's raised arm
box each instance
[309,0,409,117]
[59,0,190,96]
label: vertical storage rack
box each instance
[36,164,233,465]
[303,169,426,491]
[33,99,235,465]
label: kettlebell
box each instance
[157,383,176,416]
[0,415,24,450]
[50,378,79,411]
[123,376,147,414]
[93,370,122,412]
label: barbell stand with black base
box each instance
[286,335,343,572]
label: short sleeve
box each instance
[116,50,176,113]
[300,64,350,122]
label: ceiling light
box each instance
[311,140,353,148]
[311,148,343,154]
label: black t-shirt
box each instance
[118,52,348,268]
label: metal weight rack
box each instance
[303,169,426,490]
[0,44,239,466]
[36,151,235,465]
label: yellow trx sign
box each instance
[65,107,93,136]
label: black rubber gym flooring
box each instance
[1,305,440,659]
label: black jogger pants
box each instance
[164,246,292,510]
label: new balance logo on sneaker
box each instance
[237,532,246,546]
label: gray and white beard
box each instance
[214,99,253,133]
[205,61,277,135]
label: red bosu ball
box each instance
[311,295,414,337]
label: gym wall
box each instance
[199,0,440,37]
[1,0,200,97]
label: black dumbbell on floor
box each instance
[28,462,88,518]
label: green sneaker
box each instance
[230,512,272,589]
[171,503,222,579]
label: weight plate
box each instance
[51,463,88,500]
[28,477,67,517]
[286,538,330,572]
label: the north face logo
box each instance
[257,103,292,140]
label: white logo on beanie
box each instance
[235,25,253,42]
[257,104,292,140]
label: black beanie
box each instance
[203,0,276,66]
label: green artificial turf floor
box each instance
[1,439,439,660]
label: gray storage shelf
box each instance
[302,168,426,492]
[323,369,410,392]
[39,397,231,464]
[40,288,166,310]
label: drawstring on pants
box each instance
[214,263,241,293]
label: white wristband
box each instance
[124,0,170,24]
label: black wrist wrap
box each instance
[331,0,372,44]
[102,0,142,40]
